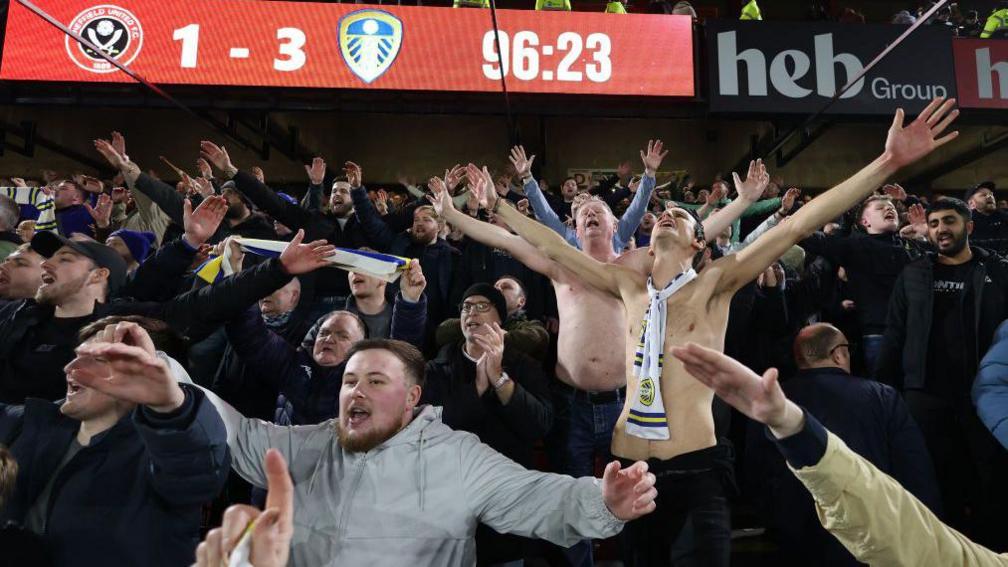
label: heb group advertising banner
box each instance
[0,1,694,97]
[705,20,957,115]
[953,39,1008,109]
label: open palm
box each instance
[885,97,959,169]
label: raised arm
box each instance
[715,98,959,294]
[671,341,1004,567]
[699,160,767,244]
[493,194,625,298]
[431,174,558,280]
[509,146,572,241]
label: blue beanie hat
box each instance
[109,229,156,264]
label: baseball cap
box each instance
[964,181,996,202]
[31,231,128,295]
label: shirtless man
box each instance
[432,140,767,566]
[486,98,960,565]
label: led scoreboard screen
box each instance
[0,1,694,96]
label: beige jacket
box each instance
[793,432,1008,566]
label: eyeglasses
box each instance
[460,301,493,314]
[829,343,851,356]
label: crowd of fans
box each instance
[0,97,1006,567]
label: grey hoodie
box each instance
[201,389,625,566]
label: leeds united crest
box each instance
[338,10,403,84]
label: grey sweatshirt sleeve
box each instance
[194,384,334,488]
[460,434,624,545]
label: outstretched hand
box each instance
[780,187,801,214]
[199,141,237,177]
[640,139,668,175]
[343,162,362,188]
[278,229,338,275]
[183,195,228,246]
[195,449,294,567]
[509,146,536,179]
[601,460,658,521]
[884,97,959,169]
[68,321,185,413]
[305,157,326,186]
[84,193,113,228]
[94,139,129,170]
[671,342,805,438]
[733,159,770,202]
[426,176,454,217]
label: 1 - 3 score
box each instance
[172,24,306,71]
[482,30,612,83]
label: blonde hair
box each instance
[571,195,614,224]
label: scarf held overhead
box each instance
[627,269,697,440]
[196,238,412,283]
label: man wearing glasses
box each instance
[422,282,554,566]
[744,322,940,565]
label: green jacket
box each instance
[981,8,1008,38]
[605,1,627,13]
[536,0,571,10]
[453,0,490,7]
[740,0,762,20]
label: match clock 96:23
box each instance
[482,30,612,83]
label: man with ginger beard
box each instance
[878,197,1008,550]
[153,338,658,566]
[343,161,459,337]
[223,261,428,425]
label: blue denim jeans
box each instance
[556,385,625,567]
[861,334,884,375]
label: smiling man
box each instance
[877,197,1008,550]
[495,99,959,565]
[965,182,1008,254]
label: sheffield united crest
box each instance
[65,5,143,73]
[338,10,403,84]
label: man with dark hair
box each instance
[747,323,939,565]
[0,320,229,567]
[52,180,96,239]
[799,192,930,372]
[878,196,1008,550]
[74,338,659,566]
[964,182,1008,254]
[487,98,958,565]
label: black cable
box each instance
[760,0,951,160]
[487,0,518,146]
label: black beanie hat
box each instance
[460,283,508,321]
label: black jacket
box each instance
[421,343,553,565]
[800,231,930,334]
[0,258,293,403]
[132,173,277,243]
[746,367,940,566]
[877,246,1008,390]
[0,386,229,567]
[970,209,1008,255]
[230,170,365,298]
[450,236,555,323]
[351,187,459,333]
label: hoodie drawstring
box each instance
[417,428,427,511]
